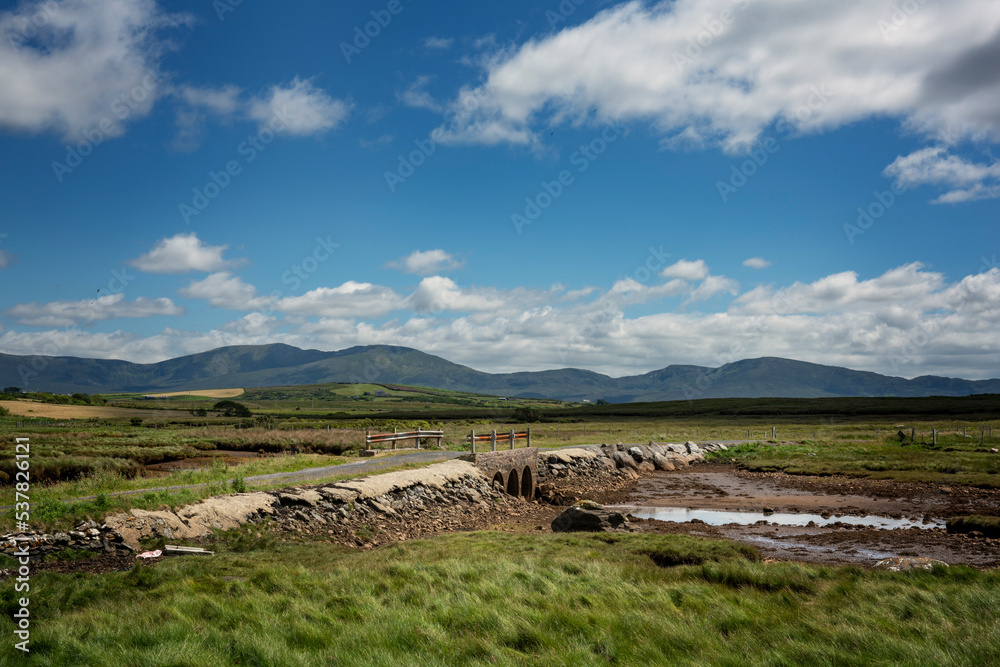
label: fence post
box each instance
[527,427,531,448]
[510,429,515,450]
[491,429,497,451]
[470,430,475,454]
[365,430,370,451]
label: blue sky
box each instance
[1,0,999,380]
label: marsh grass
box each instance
[1,531,998,665]
[718,438,1000,487]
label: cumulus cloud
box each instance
[387,249,464,275]
[743,257,771,269]
[0,0,190,140]
[884,146,1000,203]
[12,260,999,381]
[4,293,183,327]
[405,276,510,313]
[129,233,244,274]
[0,250,12,270]
[248,77,350,136]
[179,272,268,310]
[661,259,709,281]
[276,282,403,319]
[688,275,740,303]
[437,0,1000,152]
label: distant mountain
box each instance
[2,344,999,401]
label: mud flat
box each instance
[621,464,1000,568]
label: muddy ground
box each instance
[616,464,1000,569]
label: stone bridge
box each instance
[460,448,538,500]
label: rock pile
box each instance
[1,520,133,558]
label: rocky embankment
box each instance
[2,442,724,556]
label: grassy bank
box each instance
[1,530,998,665]
[719,439,1000,487]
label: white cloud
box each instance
[4,293,183,327]
[0,250,11,270]
[661,259,708,281]
[734,263,944,316]
[11,260,999,382]
[437,1,1000,151]
[398,76,444,113]
[0,0,191,140]
[179,272,268,310]
[176,84,241,115]
[405,276,510,313]
[359,134,393,150]
[743,257,771,269]
[276,282,403,319]
[170,84,242,150]
[387,249,464,275]
[248,77,350,136]
[129,233,243,274]
[884,147,1000,203]
[424,36,453,50]
[688,275,740,303]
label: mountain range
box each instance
[2,344,999,402]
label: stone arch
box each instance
[491,471,504,492]
[505,468,520,497]
[520,466,534,500]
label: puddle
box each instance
[610,505,944,530]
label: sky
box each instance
[0,0,999,381]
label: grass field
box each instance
[1,530,998,665]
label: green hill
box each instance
[2,344,999,401]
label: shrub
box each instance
[512,406,542,423]
[231,473,247,494]
[213,400,252,418]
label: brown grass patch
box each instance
[0,400,186,420]
[144,388,245,399]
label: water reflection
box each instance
[610,505,943,530]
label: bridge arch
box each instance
[506,468,520,497]
[520,466,534,500]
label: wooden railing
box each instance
[364,428,444,451]
[467,428,531,453]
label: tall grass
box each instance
[1,531,998,665]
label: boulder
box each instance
[685,441,703,455]
[612,451,637,470]
[637,461,656,473]
[651,454,676,471]
[551,505,629,533]
[628,447,646,463]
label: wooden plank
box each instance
[163,545,214,556]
